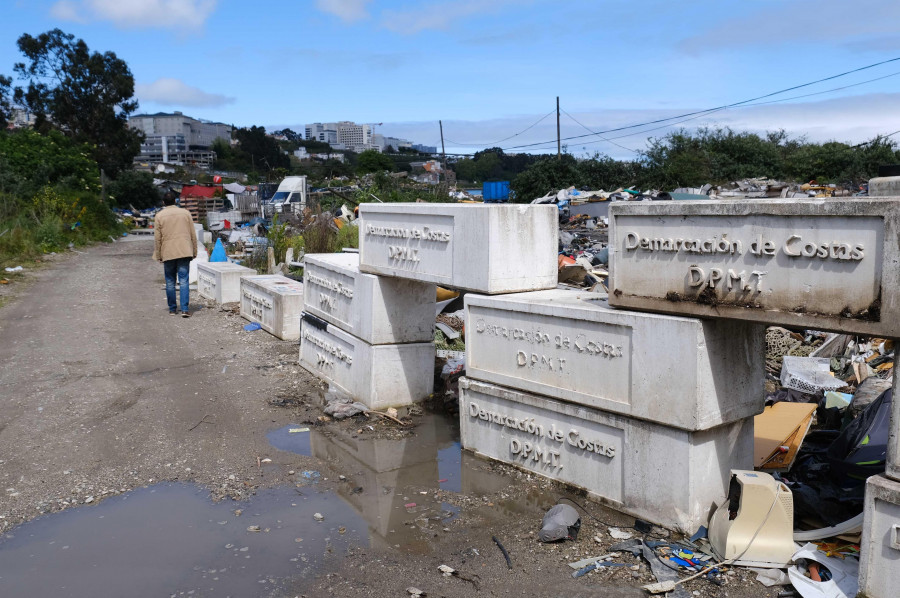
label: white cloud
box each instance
[381,0,519,34]
[315,0,371,22]
[352,93,900,161]
[49,0,218,29]
[49,0,87,23]
[136,78,234,108]
[679,0,900,54]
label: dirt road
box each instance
[0,238,775,597]
[0,236,311,528]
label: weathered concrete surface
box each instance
[196,261,256,304]
[465,289,765,430]
[304,253,435,344]
[888,363,899,482]
[868,176,900,197]
[608,198,900,336]
[358,203,558,294]
[239,274,304,340]
[859,474,900,598]
[299,319,435,409]
[459,377,753,533]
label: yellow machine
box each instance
[709,470,796,567]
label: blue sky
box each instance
[3,0,900,158]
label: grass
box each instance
[0,190,123,268]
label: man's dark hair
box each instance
[162,191,176,206]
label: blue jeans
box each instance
[163,257,191,313]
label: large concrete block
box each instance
[303,253,435,345]
[859,474,900,598]
[465,289,765,430]
[196,261,256,303]
[608,198,900,336]
[459,378,752,532]
[358,203,558,294]
[299,319,435,410]
[239,275,304,340]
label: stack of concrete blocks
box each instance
[240,274,304,341]
[298,252,436,409]
[604,198,900,593]
[857,188,900,598]
[461,290,764,532]
[196,261,256,304]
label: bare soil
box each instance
[0,237,778,598]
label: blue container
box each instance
[482,181,510,202]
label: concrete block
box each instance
[299,319,435,410]
[303,253,435,344]
[608,198,900,336]
[459,377,752,532]
[465,289,765,430]
[240,275,304,340]
[188,242,209,285]
[888,366,899,482]
[196,261,256,303]
[859,474,900,598]
[358,203,558,294]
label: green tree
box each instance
[511,155,580,202]
[13,29,142,176]
[357,149,394,174]
[0,74,12,128]
[108,171,159,209]
[233,125,290,172]
[0,128,100,196]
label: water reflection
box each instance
[0,483,366,597]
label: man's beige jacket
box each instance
[153,206,198,262]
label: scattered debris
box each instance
[492,535,512,570]
[608,527,634,540]
[538,503,581,542]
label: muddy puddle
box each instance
[0,483,365,597]
[269,411,531,553]
[0,411,563,597]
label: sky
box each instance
[3,0,900,158]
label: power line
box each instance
[560,107,640,154]
[743,69,900,106]
[499,55,900,151]
[443,110,555,147]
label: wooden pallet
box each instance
[180,197,224,223]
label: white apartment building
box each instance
[306,121,377,153]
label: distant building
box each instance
[412,143,438,154]
[128,111,231,169]
[6,108,36,129]
[306,120,380,153]
[373,134,413,152]
[293,147,310,160]
[306,122,339,145]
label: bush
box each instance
[334,223,359,250]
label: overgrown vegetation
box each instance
[0,128,123,265]
[509,128,900,201]
[0,29,147,265]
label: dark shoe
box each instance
[169,310,177,316]
[181,311,191,318]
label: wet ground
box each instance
[0,238,780,598]
[0,483,364,597]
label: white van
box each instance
[269,176,308,215]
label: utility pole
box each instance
[439,120,447,191]
[556,96,561,160]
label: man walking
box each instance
[153,192,197,317]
